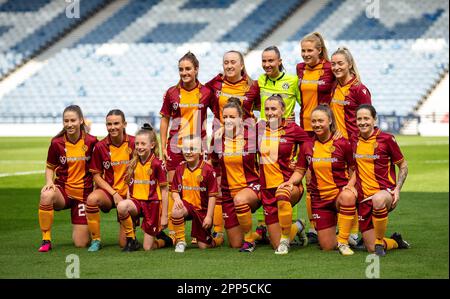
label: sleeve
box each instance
[89,143,103,174]
[294,76,301,105]
[342,139,355,169]
[358,84,372,105]
[171,166,181,193]
[295,125,312,144]
[206,166,218,196]
[295,142,311,171]
[46,141,59,169]
[253,81,261,111]
[160,89,172,118]
[155,159,168,186]
[386,135,404,165]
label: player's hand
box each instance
[202,216,212,229]
[390,188,400,211]
[214,126,224,140]
[41,183,56,193]
[113,192,123,206]
[163,148,171,162]
[278,182,293,191]
[342,185,358,198]
[174,198,184,210]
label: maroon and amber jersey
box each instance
[330,77,371,140]
[352,128,404,199]
[171,161,218,211]
[257,120,311,189]
[297,136,354,201]
[160,82,213,151]
[89,134,135,197]
[46,132,98,200]
[206,74,259,123]
[210,127,259,193]
[297,60,335,131]
[129,153,167,201]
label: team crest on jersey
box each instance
[282,83,289,90]
[178,184,182,192]
[329,145,336,153]
[319,70,324,76]
[59,156,66,164]
[147,168,153,176]
[103,161,110,169]
[197,174,203,183]
[373,142,378,149]
[196,93,202,100]
[82,144,88,152]
[172,102,179,111]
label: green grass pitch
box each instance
[0,136,448,279]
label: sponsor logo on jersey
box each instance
[103,161,110,169]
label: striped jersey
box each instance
[46,132,98,200]
[352,128,404,199]
[171,161,218,211]
[297,136,354,201]
[258,120,311,189]
[296,60,335,131]
[206,74,259,123]
[160,82,213,152]
[330,77,371,140]
[210,127,259,194]
[89,134,135,197]
[128,153,167,201]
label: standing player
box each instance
[206,50,260,244]
[117,124,172,251]
[37,105,97,252]
[258,95,309,254]
[297,32,336,244]
[279,105,357,255]
[210,98,261,252]
[255,46,302,238]
[85,109,134,251]
[160,52,214,243]
[353,104,410,256]
[170,135,222,253]
[330,47,372,245]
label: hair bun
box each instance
[141,123,153,130]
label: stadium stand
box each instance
[0,0,110,79]
[0,0,448,134]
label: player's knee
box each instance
[233,194,246,206]
[319,239,336,251]
[337,190,356,206]
[116,201,128,216]
[171,208,183,219]
[73,237,89,248]
[40,191,54,205]
[372,196,386,210]
[198,242,209,249]
[86,192,100,206]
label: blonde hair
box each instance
[301,32,329,61]
[332,47,361,82]
[125,123,159,184]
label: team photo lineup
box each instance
[37,34,410,258]
[0,0,448,281]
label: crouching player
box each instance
[353,104,410,256]
[170,135,223,253]
[117,124,172,252]
[279,105,358,255]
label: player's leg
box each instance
[234,188,259,252]
[317,226,336,251]
[171,200,189,253]
[38,187,66,252]
[167,170,176,242]
[371,190,392,256]
[117,199,140,251]
[71,200,90,248]
[221,198,241,248]
[336,188,357,255]
[72,224,90,248]
[141,200,163,251]
[85,189,113,251]
[212,175,224,242]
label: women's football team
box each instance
[37,32,410,256]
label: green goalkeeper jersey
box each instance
[258,72,301,120]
